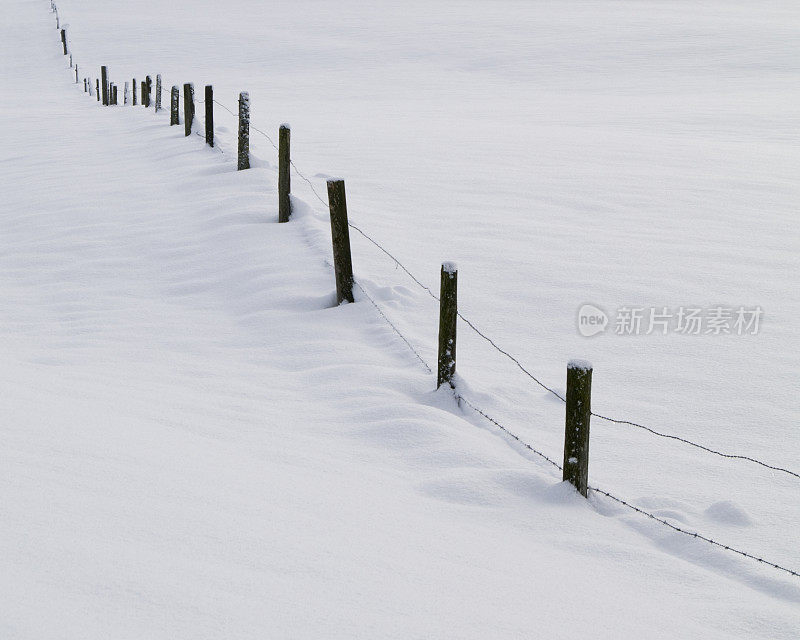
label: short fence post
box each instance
[124,81,129,105]
[204,85,214,147]
[170,86,179,125]
[145,75,152,108]
[563,360,593,498]
[141,80,146,107]
[96,79,100,101]
[183,83,194,136]
[278,124,291,222]
[326,179,355,304]
[84,78,87,93]
[112,84,118,105]
[101,66,108,106]
[75,65,78,83]
[155,74,162,112]
[60,29,67,55]
[69,54,72,68]
[237,91,250,170]
[437,263,458,389]
[132,78,137,106]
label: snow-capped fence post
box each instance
[132,78,137,106]
[155,75,162,112]
[183,83,194,137]
[563,360,593,497]
[237,92,250,170]
[326,179,355,304]
[204,85,214,147]
[60,29,67,55]
[145,76,152,108]
[437,263,458,388]
[278,124,291,222]
[100,66,109,106]
[170,86,179,126]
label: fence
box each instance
[48,0,799,580]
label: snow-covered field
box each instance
[1,0,799,637]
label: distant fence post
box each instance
[278,124,291,222]
[132,78,137,106]
[437,263,458,389]
[124,81,129,104]
[145,75,152,108]
[183,83,194,136]
[204,85,214,147]
[140,80,146,107]
[170,86,179,125]
[69,54,72,68]
[563,360,592,497]
[84,78,88,93]
[60,29,67,55]
[326,179,355,304]
[112,84,118,105]
[155,75,162,111]
[75,65,78,83]
[96,79,100,101]
[101,66,108,106]
[237,91,250,170]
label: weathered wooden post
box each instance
[124,81,129,105]
[145,75,152,108]
[155,74,162,112]
[204,85,214,147]
[563,360,593,498]
[183,83,194,136]
[96,79,100,101]
[437,263,458,389]
[60,29,67,55]
[140,80,146,107]
[237,92,250,170]
[132,78,137,106]
[278,124,291,222]
[170,86,180,126]
[112,84,118,105]
[100,66,108,106]
[326,179,355,304]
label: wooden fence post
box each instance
[437,263,458,389]
[69,54,72,68]
[96,79,100,101]
[237,91,250,170]
[204,85,214,147]
[183,83,194,136]
[101,66,108,106]
[140,80,146,107]
[326,179,355,304]
[112,84,118,105]
[60,29,67,55]
[84,78,87,93]
[124,81,129,105]
[170,86,179,125]
[75,65,78,83]
[563,360,593,497]
[278,124,291,222]
[145,75,152,108]
[132,78,137,106]
[155,74,162,112]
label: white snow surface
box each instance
[1,0,799,637]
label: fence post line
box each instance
[204,85,214,147]
[237,91,250,170]
[183,83,195,136]
[170,86,179,125]
[132,78,137,106]
[278,124,291,222]
[155,75,162,112]
[563,360,593,498]
[60,29,67,55]
[100,66,109,106]
[326,179,355,305]
[437,263,458,389]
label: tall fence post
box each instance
[183,83,194,136]
[437,263,458,389]
[204,85,214,147]
[145,75,152,108]
[170,86,179,125]
[278,124,291,222]
[132,78,137,106]
[100,66,108,106]
[563,360,592,497]
[155,74,162,112]
[237,91,250,170]
[326,179,355,304]
[60,29,67,55]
